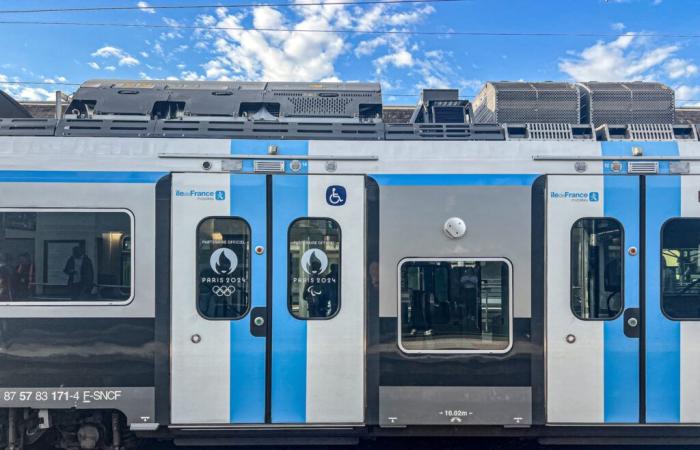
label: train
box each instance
[0,79,697,448]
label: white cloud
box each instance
[611,22,625,31]
[92,46,140,67]
[104,66,117,72]
[88,62,101,70]
[559,32,679,81]
[665,58,698,79]
[139,51,149,58]
[160,17,184,41]
[193,1,436,82]
[137,1,156,14]
[0,73,54,101]
[676,85,700,106]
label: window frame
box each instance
[660,217,700,321]
[0,207,135,307]
[569,217,625,321]
[396,257,514,355]
[195,215,252,321]
[287,217,342,321]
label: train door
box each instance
[547,174,641,424]
[547,146,700,424]
[170,172,365,425]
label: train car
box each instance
[0,79,698,449]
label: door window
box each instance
[571,218,624,320]
[197,217,251,319]
[661,218,700,319]
[288,218,341,319]
[398,259,512,353]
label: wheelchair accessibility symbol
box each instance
[326,185,346,206]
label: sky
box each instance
[0,0,699,105]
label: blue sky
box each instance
[1,0,699,104]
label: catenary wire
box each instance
[0,19,698,39]
[0,0,465,14]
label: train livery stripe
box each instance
[0,170,166,183]
[229,174,267,423]
[602,175,640,423]
[371,174,538,186]
[645,175,681,423]
[271,175,308,422]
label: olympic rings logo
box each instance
[212,285,237,297]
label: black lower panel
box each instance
[378,318,531,386]
[0,318,155,387]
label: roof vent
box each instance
[410,89,471,124]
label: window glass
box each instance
[197,217,250,319]
[288,218,341,319]
[399,259,511,352]
[0,211,131,303]
[662,218,700,320]
[571,218,624,320]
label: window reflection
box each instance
[662,218,700,319]
[399,259,510,352]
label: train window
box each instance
[288,218,341,320]
[571,218,624,320]
[661,218,700,320]
[0,210,132,304]
[197,217,251,320]
[398,259,512,353]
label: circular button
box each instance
[255,246,264,255]
[191,334,201,344]
[565,334,576,344]
[254,317,265,327]
[627,317,639,328]
[628,246,638,256]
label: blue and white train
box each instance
[0,79,697,449]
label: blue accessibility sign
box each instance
[326,185,346,206]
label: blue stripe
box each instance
[271,175,307,423]
[603,175,640,423]
[229,174,267,423]
[231,139,309,156]
[0,170,165,183]
[645,175,681,423]
[371,174,537,186]
[601,141,680,158]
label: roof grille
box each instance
[628,161,659,174]
[526,123,573,140]
[628,123,674,141]
[253,160,285,173]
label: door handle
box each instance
[623,308,640,338]
[250,307,267,338]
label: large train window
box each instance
[288,218,341,320]
[398,258,512,353]
[0,209,132,304]
[661,218,700,320]
[197,217,251,319]
[571,218,624,320]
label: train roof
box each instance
[0,79,698,142]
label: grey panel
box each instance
[379,386,531,426]
[378,185,532,318]
[0,387,155,426]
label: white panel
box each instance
[171,173,231,424]
[546,175,605,423]
[680,176,700,422]
[306,175,365,423]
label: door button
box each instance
[628,246,638,256]
[250,307,267,338]
[624,308,640,338]
[255,246,264,255]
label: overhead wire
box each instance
[0,0,465,14]
[0,19,697,38]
